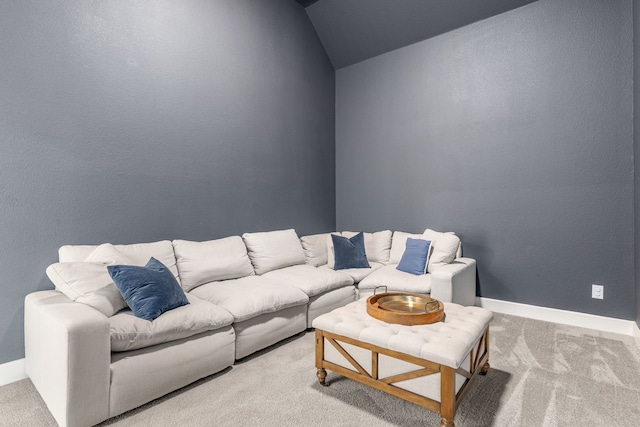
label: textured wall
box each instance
[336,0,634,319]
[635,0,640,328]
[0,0,335,363]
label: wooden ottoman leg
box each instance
[480,328,490,375]
[481,362,490,375]
[315,329,328,386]
[316,368,327,386]
[440,366,456,427]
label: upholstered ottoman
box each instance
[312,299,493,427]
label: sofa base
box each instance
[307,286,356,328]
[233,305,307,360]
[109,326,235,418]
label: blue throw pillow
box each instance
[332,232,371,270]
[396,238,432,275]
[107,257,189,321]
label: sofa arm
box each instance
[25,291,110,427]
[430,257,477,306]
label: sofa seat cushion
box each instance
[189,275,309,322]
[261,265,354,297]
[358,264,432,295]
[318,262,384,284]
[172,236,254,292]
[109,293,233,352]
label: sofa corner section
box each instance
[430,257,477,306]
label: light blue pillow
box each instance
[107,257,189,321]
[396,238,432,275]
[332,232,371,270]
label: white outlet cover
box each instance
[592,284,604,299]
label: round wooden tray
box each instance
[366,292,444,325]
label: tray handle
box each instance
[373,285,388,295]
[424,300,440,313]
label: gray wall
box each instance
[0,0,335,364]
[336,0,634,319]
[635,0,640,328]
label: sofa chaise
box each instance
[24,228,476,427]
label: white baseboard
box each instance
[477,297,640,337]
[0,358,27,387]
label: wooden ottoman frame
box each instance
[315,327,490,427]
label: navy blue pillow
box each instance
[332,232,371,270]
[107,257,189,321]
[396,238,432,275]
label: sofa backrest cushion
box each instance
[325,232,341,269]
[422,229,461,273]
[59,240,180,283]
[242,229,306,275]
[342,230,392,264]
[46,243,134,317]
[47,262,127,317]
[172,236,255,292]
[300,233,330,267]
[389,231,424,264]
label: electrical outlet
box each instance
[592,284,604,300]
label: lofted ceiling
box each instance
[295,0,320,7]
[295,0,539,69]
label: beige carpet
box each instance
[2,313,640,426]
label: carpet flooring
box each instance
[2,313,640,426]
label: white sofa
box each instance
[24,228,476,427]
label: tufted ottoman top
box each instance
[312,298,493,369]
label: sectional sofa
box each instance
[24,228,476,427]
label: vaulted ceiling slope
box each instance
[300,0,539,69]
